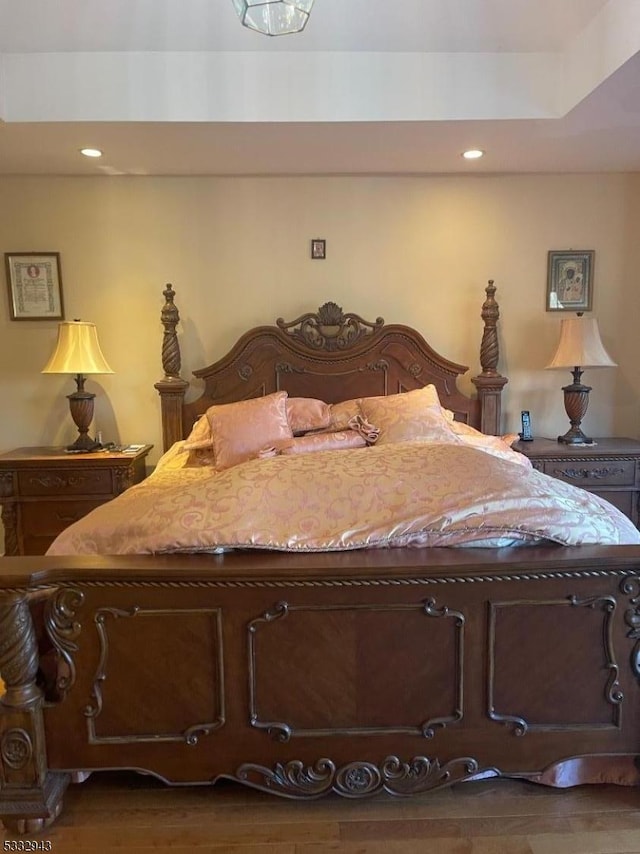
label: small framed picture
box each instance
[546,249,594,312]
[5,252,65,321]
[311,239,326,260]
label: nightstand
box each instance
[0,445,153,556]
[513,437,640,527]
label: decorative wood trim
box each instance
[552,466,625,480]
[487,595,622,736]
[0,503,19,557]
[621,576,640,684]
[0,593,69,833]
[275,302,385,351]
[0,472,14,499]
[235,755,483,798]
[44,587,85,700]
[248,599,465,741]
[85,606,225,745]
[14,567,626,594]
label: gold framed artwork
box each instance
[546,249,594,312]
[5,252,65,321]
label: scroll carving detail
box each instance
[44,587,85,699]
[621,576,640,683]
[554,466,624,481]
[235,755,481,798]
[0,472,13,498]
[276,302,384,352]
[114,467,135,494]
[1,728,33,770]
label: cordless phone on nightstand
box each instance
[519,410,534,442]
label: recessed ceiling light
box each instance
[80,148,103,158]
[462,149,484,160]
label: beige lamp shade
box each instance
[42,321,114,375]
[545,316,616,370]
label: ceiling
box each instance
[0,0,639,176]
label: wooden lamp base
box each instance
[66,374,101,452]
[558,367,593,445]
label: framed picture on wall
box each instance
[5,252,65,321]
[311,239,326,260]
[546,249,594,312]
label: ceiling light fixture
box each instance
[462,149,484,160]
[232,0,315,35]
[80,148,103,158]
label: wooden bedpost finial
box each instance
[472,280,508,435]
[479,280,500,377]
[160,283,182,380]
[155,284,189,452]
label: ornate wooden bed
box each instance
[0,283,639,834]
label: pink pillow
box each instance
[183,415,212,450]
[278,431,367,455]
[358,386,460,446]
[286,398,332,435]
[320,399,362,432]
[206,392,293,470]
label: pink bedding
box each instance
[47,440,640,555]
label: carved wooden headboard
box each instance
[155,284,508,451]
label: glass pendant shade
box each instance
[232,0,315,35]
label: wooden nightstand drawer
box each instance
[541,459,635,487]
[18,468,113,497]
[513,438,640,528]
[596,491,635,520]
[0,445,153,555]
[21,500,105,536]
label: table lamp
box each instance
[545,314,616,445]
[42,320,114,452]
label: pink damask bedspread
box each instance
[47,441,640,555]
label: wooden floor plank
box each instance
[295,840,535,854]
[528,829,640,854]
[2,773,639,852]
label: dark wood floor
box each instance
[3,773,640,853]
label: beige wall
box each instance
[1,173,640,551]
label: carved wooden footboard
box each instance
[0,547,639,832]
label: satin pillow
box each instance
[206,392,293,470]
[279,431,367,455]
[358,386,461,446]
[322,399,362,432]
[183,414,212,450]
[286,398,332,435]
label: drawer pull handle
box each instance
[56,513,81,523]
[553,466,624,480]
